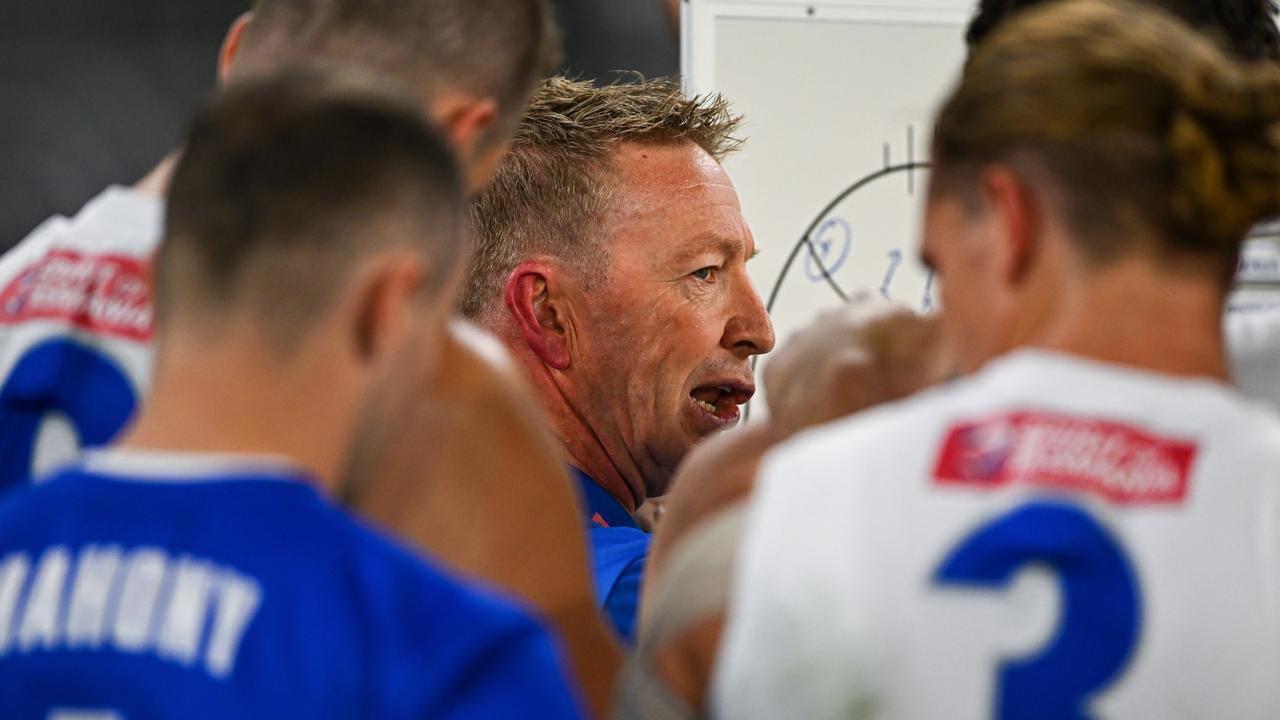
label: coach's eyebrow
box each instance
[666,233,743,268]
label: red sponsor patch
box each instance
[934,412,1196,505]
[0,250,153,342]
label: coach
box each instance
[463,77,775,642]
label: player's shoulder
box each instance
[763,375,970,485]
[322,501,552,641]
[319,509,579,716]
[0,185,162,273]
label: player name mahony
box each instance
[0,545,261,679]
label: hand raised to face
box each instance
[765,294,955,441]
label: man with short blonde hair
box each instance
[465,77,775,642]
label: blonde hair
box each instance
[462,76,744,318]
[933,0,1280,274]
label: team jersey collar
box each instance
[80,448,311,485]
[571,466,641,531]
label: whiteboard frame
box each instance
[682,0,974,95]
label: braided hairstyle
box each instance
[934,0,1280,277]
[966,0,1280,61]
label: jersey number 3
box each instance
[933,501,1141,720]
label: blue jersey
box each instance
[572,468,649,645]
[0,451,584,719]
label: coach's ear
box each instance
[504,261,572,371]
[218,12,255,85]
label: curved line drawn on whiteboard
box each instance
[804,218,852,282]
[764,161,931,316]
[747,161,932,424]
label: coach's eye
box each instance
[691,266,718,282]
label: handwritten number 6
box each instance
[934,502,1141,720]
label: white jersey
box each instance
[1228,307,1280,409]
[0,186,162,489]
[714,350,1280,720]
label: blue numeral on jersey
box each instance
[933,502,1141,720]
[0,340,136,490]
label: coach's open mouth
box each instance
[689,382,754,423]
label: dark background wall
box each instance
[0,0,679,253]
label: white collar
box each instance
[80,448,306,484]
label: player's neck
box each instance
[1031,254,1229,381]
[120,333,357,495]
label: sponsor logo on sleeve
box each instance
[0,251,152,341]
[934,412,1196,504]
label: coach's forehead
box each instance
[597,141,751,269]
[606,141,743,221]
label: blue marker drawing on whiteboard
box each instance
[880,249,903,298]
[804,217,852,282]
[922,271,936,312]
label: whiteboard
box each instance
[683,0,972,420]
[683,0,1280,422]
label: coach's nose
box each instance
[722,271,775,359]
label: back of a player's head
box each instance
[966,0,1280,60]
[462,76,743,319]
[933,0,1280,278]
[156,65,463,351]
[230,0,559,129]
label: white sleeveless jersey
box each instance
[0,186,162,489]
[714,350,1280,720]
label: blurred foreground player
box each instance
[716,2,1280,717]
[0,0,558,490]
[0,69,581,719]
[965,0,1280,415]
[464,77,774,642]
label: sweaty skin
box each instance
[546,142,775,510]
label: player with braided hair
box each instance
[715,1,1280,717]
[966,0,1280,59]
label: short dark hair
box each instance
[236,0,561,112]
[965,0,1280,60]
[157,66,464,350]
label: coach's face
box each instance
[574,142,774,499]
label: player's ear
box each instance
[218,12,255,85]
[438,97,499,156]
[981,165,1041,289]
[434,96,500,190]
[350,253,430,365]
[504,261,573,371]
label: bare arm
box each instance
[663,0,681,34]
[355,325,621,717]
